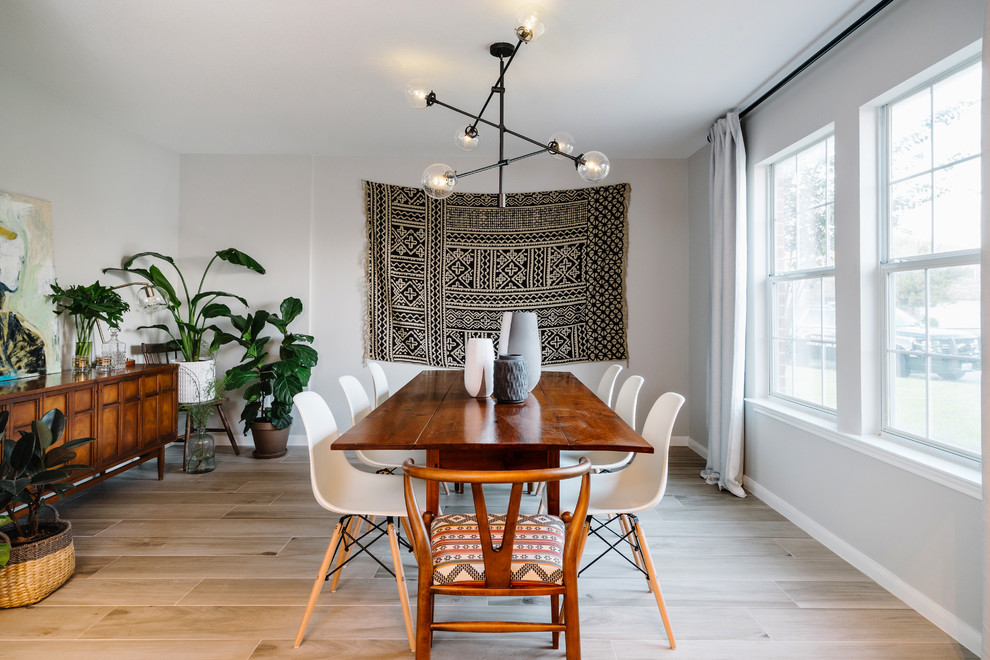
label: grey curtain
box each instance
[702,113,747,498]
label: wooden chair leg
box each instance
[183,415,192,470]
[551,593,560,648]
[388,520,416,652]
[330,516,360,592]
[415,585,434,659]
[632,519,675,649]
[562,583,582,659]
[214,402,240,455]
[294,521,343,648]
[440,482,449,495]
[619,514,649,584]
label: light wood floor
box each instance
[0,444,975,659]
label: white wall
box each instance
[0,65,179,363]
[180,154,691,441]
[728,0,984,649]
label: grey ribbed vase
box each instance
[499,311,541,391]
[493,354,529,404]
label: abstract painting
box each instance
[0,191,60,380]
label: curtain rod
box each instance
[737,0,895,120]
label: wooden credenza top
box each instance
[0,364,175,399]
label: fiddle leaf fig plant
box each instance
[218,297,318,432]
[103,249,265,362]
[48,280,130,359]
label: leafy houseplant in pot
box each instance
[219,297,318,459]
[0,408,96,607]
[103,249,265,403]
[48,280,130,371]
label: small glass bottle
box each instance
[105,327,126,371]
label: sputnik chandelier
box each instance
[405,4,610,207]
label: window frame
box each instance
[878,56,982,462]
[767,133,838,413]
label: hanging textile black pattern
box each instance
[364,181,630,367]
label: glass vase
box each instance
[185,429,216,473]
[72,340,92,372]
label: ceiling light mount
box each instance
[406,5,609,207]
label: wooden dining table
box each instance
[332,369,654,514]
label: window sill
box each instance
[746,397,981,499]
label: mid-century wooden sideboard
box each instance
[0,364,178,495]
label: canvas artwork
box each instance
[0,191,60,380]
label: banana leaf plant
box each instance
[48,280,130,359]
[102,249,265,362]
[217,297,319,432]
[0,409,96,564]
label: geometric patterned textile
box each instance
[364,181,630,367]
[430,512,566,586]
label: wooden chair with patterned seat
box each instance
[141,343,240,460]
[402,458,592,659]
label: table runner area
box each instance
[364,181,630,367]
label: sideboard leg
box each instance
[158,446,166,480]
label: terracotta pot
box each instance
[251,421,290,459]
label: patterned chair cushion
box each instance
[430,512,566,586]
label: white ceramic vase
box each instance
[499,311,541,391]
[464,338,495,398]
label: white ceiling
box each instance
[0,0,875,159]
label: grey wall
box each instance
[709,0,984,649]
[687,144,711,453]
[178,154,693,441]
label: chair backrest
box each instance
[621,392,685,511]
[141,342,179,365]
[338,374,372,427]
[368,362,389,409]
[402,459,592,590]
[293,391,366,515]
[613,375,645,431]
[596,364,623,408]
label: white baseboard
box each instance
[744,476,981,655]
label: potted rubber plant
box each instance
[48,280,130,371]
[102,249,265,403]
[0,408,96,607]
[217,297,318,458]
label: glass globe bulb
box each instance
[455,126,480,152]
[135,284,167,311]
[405,79,431,109]
[577,151,610,182]
[548,131,575,161]
[515,3,546,42]
[422,163,457,199]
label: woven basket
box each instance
[0,518,75,608]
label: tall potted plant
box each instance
[218,297,318,458]
[0,409,96,607]
[48,280,130,371]
[103,249,265,402]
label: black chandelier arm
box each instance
[468,39,525,134]
[455,146,551,180]
[430,95,578,163]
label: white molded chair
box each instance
[292,391,424,651]
[551,392,684,650]
[368,361,389,409]
[339,374,428,474]
[558,375,644,475]
[596,364,623,408]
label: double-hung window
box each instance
[882,60,981,459]
[769,135,836,410]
